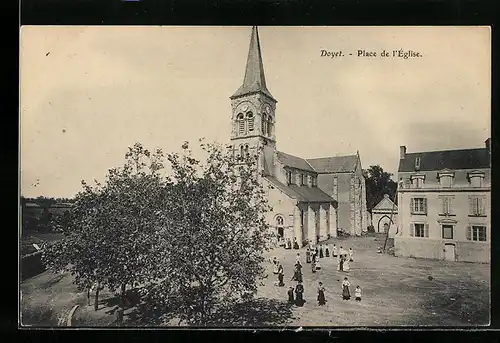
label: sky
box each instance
[20,26,491,198]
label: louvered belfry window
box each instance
[247,112,254,131]
[238,113,245,135]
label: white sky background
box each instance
[20,26,491,198]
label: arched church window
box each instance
[237,113,245,135]
[276,216,284,226]
[262,114,268,135]
[247,112,254,132]
[245,144,249,157]
[240,145,245,158]
[267,116,273,136]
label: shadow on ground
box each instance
[205,297,294,326]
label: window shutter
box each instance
[466,226,471,240]
[423,198,428,214]
[479,197,485,215]
[409,224,414,237]
[468,196,474,215]
[424,224,429,237]
[448,198,452,214]
[410,198,414,214]
[441,198,446,214]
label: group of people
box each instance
[271,242,362,308]
[306,243,354,273]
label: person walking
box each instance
[288,286,295,304]
[319,244,324,258]
[342,277,351,300]
[325,244,330,257]
[349,247,354,262]
[306,247,312,263]
[295,282,305,306]
[317,282,326,306]
[277,263,284,287]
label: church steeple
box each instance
[231,26,276,102]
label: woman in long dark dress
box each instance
[277,263,284,287]
[342,277,351,300]
[319,245,324,258]
[317,282,326,306]
[325,245,330,257]
[295,282,305,306]
[293,237,300,250]
[306,248,311,263]
[288,286,295,304]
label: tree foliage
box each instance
[363,165,398,213]
[42,140,272,325]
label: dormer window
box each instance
[247,112,254,131]
[468,171,485,187]
[237,113,245,135]
[437,170,454,188]
[312,176,317,187]
[415,157,421,170]
[410,174,425,188]
[286,170,292,185]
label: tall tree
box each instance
[42,143,167,319]
[144,140,272,325]
[363,165,398,213]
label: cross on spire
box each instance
[231,26,276,102]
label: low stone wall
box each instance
[21,251,46,281]
[394,237,490,263]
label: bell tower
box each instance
[230,26,277,176]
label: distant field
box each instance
[21,232,63,256]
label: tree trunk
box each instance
[94,283,100,311]
[116,283,126,325]
[87,287,91,306]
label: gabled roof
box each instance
[265,176,335,203]
[306,154,358,174]
[372,195,398,212]
[231,26,276,102]
[277,151,315,172]
[398,148,490,173]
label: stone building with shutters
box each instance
[228,27,368,246]
[394,139,491,263]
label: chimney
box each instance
[399,146,406,159]
[485,138,491,153]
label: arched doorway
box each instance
[377,215,393,233]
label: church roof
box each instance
[306,155,359,174]
[276,151,315,172]
[372,194,398,213]
[398,148,490,173]
[230,26,276,102]
[265,176,336,204]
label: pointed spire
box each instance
[231,26,276,102]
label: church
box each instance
[229,27,368,247]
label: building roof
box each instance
[265,176,335,204]
[25,203,41,208]
[306,155,358,173]
[230,26,276,102]
[398,148,490,173]
[372,194,398,213]
[277,151,316,172]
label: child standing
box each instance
[349,248,354,262]
[342,277,351,300]
[355,285,361,302]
